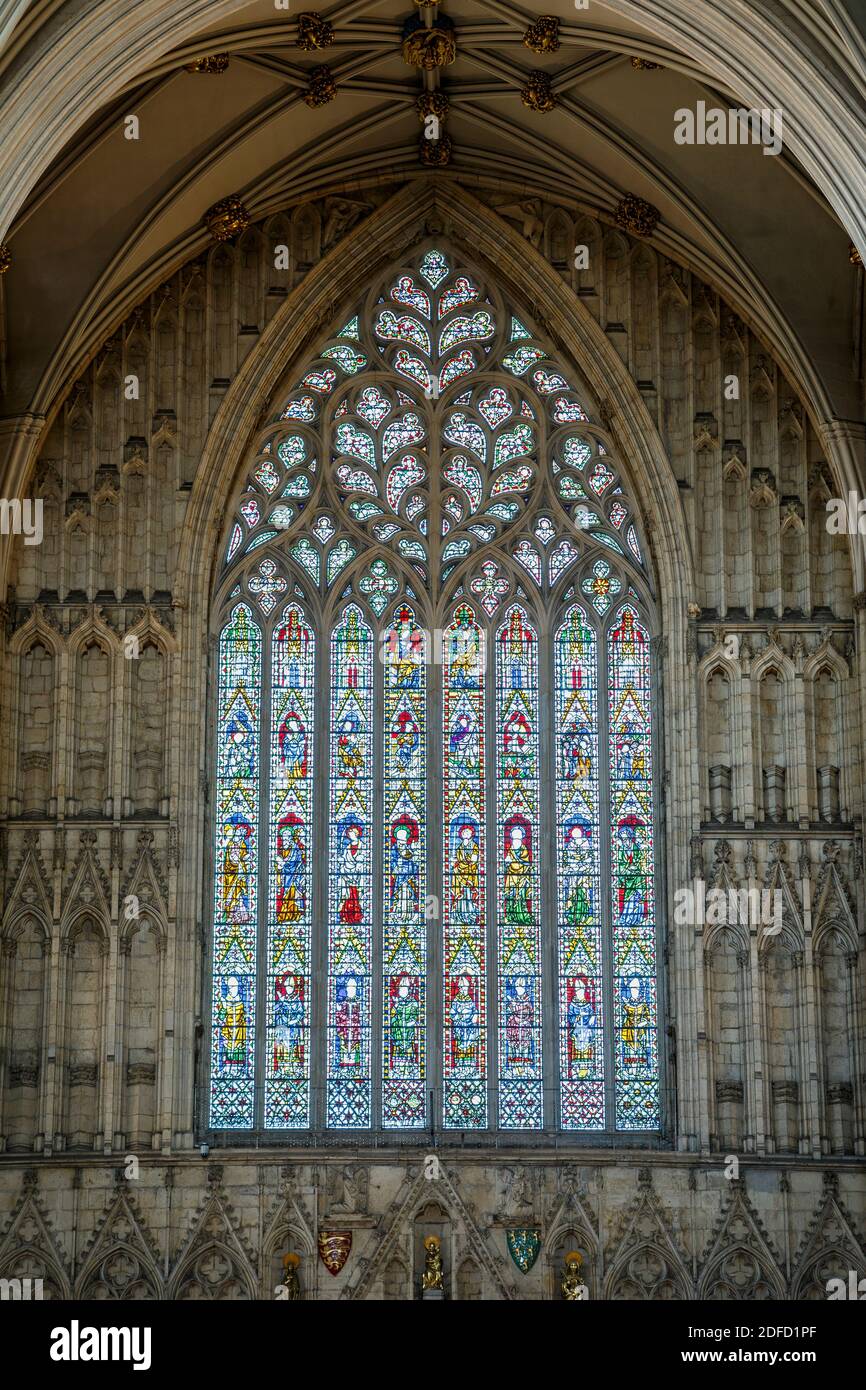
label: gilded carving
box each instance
[520,71,556,113]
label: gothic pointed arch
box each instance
[204,227,667,1139]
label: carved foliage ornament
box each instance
[523,17,560,54]
[417,91,449,122]
[614,194,660,238]
[304,65,337,107]
[631,57,661,70]
[850,243,863,267]
[203,196,251,243]
[521,71,556,113]
[0,243,10,273]
[420,134,453,167]
[296,13,334,50]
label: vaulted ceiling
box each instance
[1,0,864,425]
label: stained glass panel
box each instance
[265,605,315,1127]
[609,605,659,1129]
[443,603,486,1127]
[555,604,604,1129]
[382,606,427,1127]
[327,605,374,1127]
[210,604,261,1128]
[496,606,542,1128]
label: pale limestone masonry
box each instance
[0,182,864,1297]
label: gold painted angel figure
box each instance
[421,1235,444,1292]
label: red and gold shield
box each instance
[318,1230,352,1276]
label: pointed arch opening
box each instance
[207,242,663,1139]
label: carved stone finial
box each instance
[0,242,11,273]
[184,53,230,73]
[614,194,660,238]
[296,13,334,50]
[304,65,337,106]
[523,16,560,54]
[520,71,556,113]
[203,195,251,243]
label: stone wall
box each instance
[0,179,863,1296]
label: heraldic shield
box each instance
[318,1230,352,1276]
[506,1227,541,1273]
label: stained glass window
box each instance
[209,244,659,1138]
